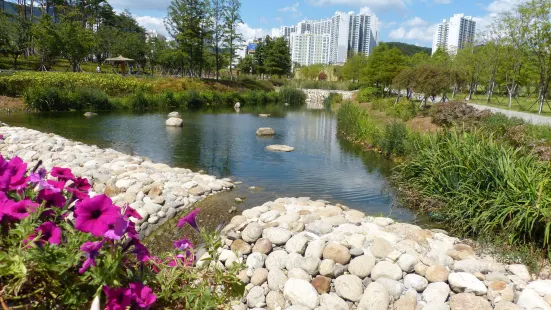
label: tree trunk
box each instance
[13,55,19,70]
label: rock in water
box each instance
[256,127,275,136]
[167,111,181,118]
[166,117,183,127]
[84,112,97,117]
[266,145,295,152]
[259,114,270,118]
[234,102,241,108]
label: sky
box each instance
[110,0,525,48]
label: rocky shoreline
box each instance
[218,197,551,310]
[0,126,233,238]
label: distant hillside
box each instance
[385,42,431,56]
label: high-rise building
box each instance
[275,10,378,67]
[431,14,476,55]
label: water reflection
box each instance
[1,106,414,221]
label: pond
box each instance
[0,106,419,229]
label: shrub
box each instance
[386,99,418,121]
[337,101,381,144]
[279,87,307,106]
[68,88,111,111]
[318,72,328,81]
[323,93,343,110]
[268,78,285,87]
[0,156,244,309]
[23,86,70,112]
[0,72,151,97]
[357,87,380,103]
[378,122,409,157]
[431,101,490,128]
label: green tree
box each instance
[223,0,244,80]
[362,43,408,95]
[32,15,61,70]
[210,0,225,80]
[454,45,483,100]
[238,54,256,74]
[341,54,367,82]
[264,36,291,78]
[412,64,452,106]
[2,14,31,69]
[58,17,94,72]
[517,0,551,113]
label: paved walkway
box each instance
[468,103,551,126]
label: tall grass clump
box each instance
[337,101,381,144]
[323,93,343,110]
[279,87,306,106]
[399,130,551,247]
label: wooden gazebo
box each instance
[105,55,134,75]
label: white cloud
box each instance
[388,17,437,43]
[237,23,267,42]
[306,0,407,11]
[278,2,302,18]
[433,0,451,3]
[109,0,170,11]
[135,15,168,36]
[359,6,373,14]
[487,0,524,14]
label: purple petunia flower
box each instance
[133,241,152,262]
[103,216,129,240]
[36,189,67,208]
[125,222,140,240]
[51,167,75,181]
[79,240,103,274]
[103,286,132,310]
[176,208,200,231]
[6,199,37,220]
[74,195,121,237]
[129,282,157,308]
[0,156,28,191]
[28,222,62,246]
[123,204,142,220]
[173,238,193,252]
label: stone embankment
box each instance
[218,197,551,310]
[303,89,356,109]
[0,126,233,238]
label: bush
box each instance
[269,78,285,87]
[0,72,151,97]
[398,130,551,247]
[431,101,490,128]
[23,86,70,111]
[379,122,409,157]
[68,88,111,111]
[337,101,381,144]
[0,156,244,309]
[323,93,343,110]
[357,87,380,103]
[279,87,307,106]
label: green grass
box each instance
[468,93,551,116]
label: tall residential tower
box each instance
[431,14,476,55]
[275,10,378,67]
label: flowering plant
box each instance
[0,155,244,309]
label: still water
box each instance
[1,106,415,222]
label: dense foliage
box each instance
[0,154,244,309]
[385,42,431,56]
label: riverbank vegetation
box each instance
[337,99,551,265]
[0,158,244,309]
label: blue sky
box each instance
[109,0,523,47]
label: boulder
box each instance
[167,111,181,118]
[266,144,295,152]
[84,112,97,117]
[334,275,364,302]
[283,278,319,309]
[358,282,389,310]
[256,127,275,136]
[166,117,183,127]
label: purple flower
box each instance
[124,204,142,220]
[74,195,121,237]
[103,216,129,240]
[132,241,151,262]
[6,199,37,220]
[167,253,194,267]
[51,167,75,181]
[173,238,193,252]
[176,208,200,231]
[103,286,132,310]
[79,240,103,274]
[27,222,62,246]
[36,189,66,208]
[0,134,3,140]
[0,156,28,191]
[129,282,157,308]
[126,222,140,240]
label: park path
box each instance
[468,102,551,126]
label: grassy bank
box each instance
[0,72,306,111]
[337,99,551,264]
